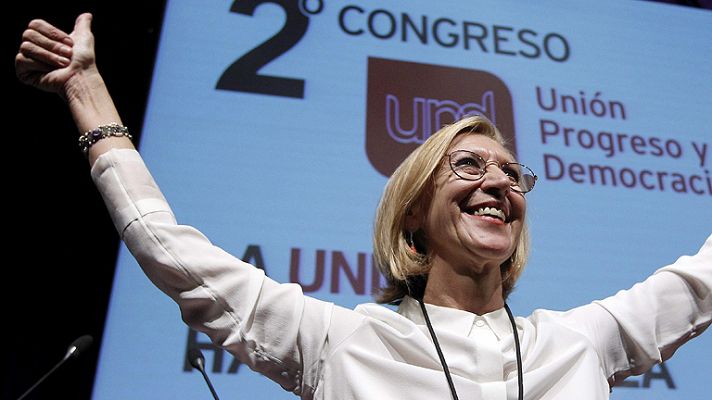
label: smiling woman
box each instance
[14,12,712,400]
[373,116,532,307]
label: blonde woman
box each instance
[16,14,711,400]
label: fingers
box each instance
[20,18,75,68]
[15,53,54,75]
[27,18,73,46]
[21,28,72,65]
[19,37,70,68]
[14,53,55,87]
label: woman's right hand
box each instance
[15,13,97,101]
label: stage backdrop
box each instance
[92,1,711,399]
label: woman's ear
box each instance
[405,204,422,233]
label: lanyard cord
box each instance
[417,298,524,400]
[418,298,460,400]
[504,303,524,400]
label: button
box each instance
[475,318,486,327]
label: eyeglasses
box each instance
[448,150,538,193]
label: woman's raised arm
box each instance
[15,14,361,397]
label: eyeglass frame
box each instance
[446,149,538,193]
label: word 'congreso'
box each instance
[338,5,571,62]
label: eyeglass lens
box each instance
[449,150,537,193]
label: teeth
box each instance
[472,206,505,221]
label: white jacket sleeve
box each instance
[553,234,712,385]
[90,148,336,398]
[593,234,712,383]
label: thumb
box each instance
[74,12,93,34]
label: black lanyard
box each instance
[418,298,524,400]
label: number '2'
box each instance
[217,0,308,98]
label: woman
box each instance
[16,14,711,400]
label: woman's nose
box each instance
[480,162,512,194]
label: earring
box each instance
[406,231,417,253]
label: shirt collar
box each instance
[397,296,513,340]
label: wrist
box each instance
[63,66,104,105]
[64,67,123,135]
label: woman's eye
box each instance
[503,166,521,181]
[455,157,482,168]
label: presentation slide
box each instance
[92,1,711,399]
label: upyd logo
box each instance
[366,57,516,177]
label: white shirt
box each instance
[91,149,712,399]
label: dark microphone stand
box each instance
[17,334,93,400]
[189,347,221,400]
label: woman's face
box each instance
[417,134,527,273]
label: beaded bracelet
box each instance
[78,123,132,154]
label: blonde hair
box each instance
[373,115,530,303]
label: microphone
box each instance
[189,347,221,400]
[17,334,94,400]
[65,334,93,360]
